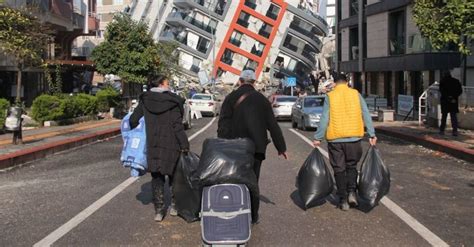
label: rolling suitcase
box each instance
[201,184,252,246]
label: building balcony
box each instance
[280,44,316,68]
[289,22,323,51]
[166,12,215,37]
[173,0,229,20]
[159,32,210,59]
[287,5,329,37]
[272,64,309,85]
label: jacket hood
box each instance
[140,91,184,114]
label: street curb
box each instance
[0,127,121,170]
[376,126,474,163]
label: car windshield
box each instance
[192,94,212,100]
[304,98,325,108]
[276,97,297,103]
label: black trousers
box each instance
[440,112,458,133]
[328,141,363,198]
[151,172,173,212]
[251,158,263,222]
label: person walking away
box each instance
[313,73,377,211]
[218,70,288,224]
[439,71,463,136]
[130,75,190,222]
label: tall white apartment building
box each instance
[129,0,329,85]
[73,0,132,58]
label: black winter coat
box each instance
[217,84,287,160]
[130,91,189,175]
[439,76,463,114]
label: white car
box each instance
[271,95,297,120]
[189,94,221,117]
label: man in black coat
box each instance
[130,75,189,222]
[439,71,463,136]
[218,70,288,223]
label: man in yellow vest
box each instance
[313,73,377,211]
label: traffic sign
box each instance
[287,77,297,87]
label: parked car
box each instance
[291,96,325,131]
[189,93,221,117]
[177,91,192,130]
[271,95,298,120]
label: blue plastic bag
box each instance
[121,113,147,177]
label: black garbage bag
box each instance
[195,138,258,198]
[358,146,390,208]
[297,149,334,209]
[172,152,201,223]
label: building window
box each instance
[237,12,250,28]
[229,31,243,47]
[221,49,235,65]
[350,0,358,16]
[251,41,265,57]
[389,10,406,55]
[349,27,359,60]
[258,23,272,38]
[244,59,258,71]
[190,57,201,73]
[266,4,280,20]
[244,0,257,10]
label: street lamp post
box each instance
[206,0,217,93]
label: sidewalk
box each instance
[374,121,474,163]
[0,119,121,170]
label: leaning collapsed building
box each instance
[128,0,329,87]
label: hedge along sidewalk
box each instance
[0,119,120,170]
[374,121,474,163]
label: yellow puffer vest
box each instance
[326,84,364,141]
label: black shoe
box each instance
[339,197,350,211]
[348,192,358,207]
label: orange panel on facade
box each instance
[213,0,288,79]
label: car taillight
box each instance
[208,102,214,106]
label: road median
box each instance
[375,126,474,163]
[0,127,120,170]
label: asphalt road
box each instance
[0,118,472,246]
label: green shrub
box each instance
[31,95,66,123]
[74,93,98,116]
[61,95,80,119]
[0,98,10,128]
[96,87,121,112]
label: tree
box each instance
[92,13,179,84]
[413,0,474,55]
[0,7,52,104]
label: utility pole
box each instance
[206,0,217,93]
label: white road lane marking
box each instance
[289,128,449,247]
[34,118,217,247]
